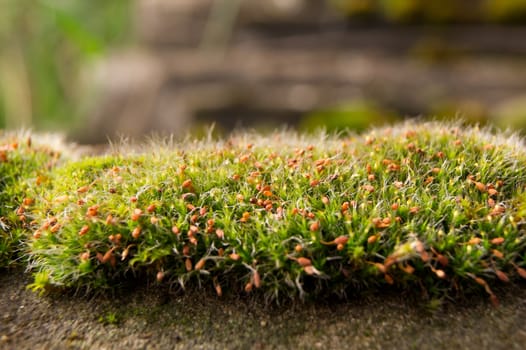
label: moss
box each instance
[0,132,64,267]
[23,122,526,303]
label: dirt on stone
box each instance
[1,267,526,350]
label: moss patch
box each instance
[0,132,64,267]
[22,122,526,303]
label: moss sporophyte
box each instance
[3,122,526,304]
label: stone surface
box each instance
[80,0,526,142]
[2,267,526,349]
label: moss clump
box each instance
[25,122,526,303]
[0,132,64,267]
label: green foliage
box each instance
[0,132,63,267]
[0,0,132,130]
[23,122,526,304]
[493,97,526,132]
[98,311,119,326]
[300,101,396,133]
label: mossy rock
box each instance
[24,122,526,304]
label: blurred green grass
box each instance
[0,0,132,131]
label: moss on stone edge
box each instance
[25,122,526,304]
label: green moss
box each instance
[24,122,526,303]
[0,132,63,267]
[300,101,396,134]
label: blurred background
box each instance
[2,0,526,143]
